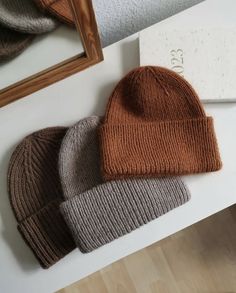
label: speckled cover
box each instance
[139,27,236,103]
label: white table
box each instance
[0,0,236,292]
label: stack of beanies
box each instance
[8,66,222,269]
[0,0,59,62]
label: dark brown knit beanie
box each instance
[34,0,74,26]
[99,66,222,180]
[8,127,75,269]
[0,25,34,62]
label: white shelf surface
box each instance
[0,0,236,292]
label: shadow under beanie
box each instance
[99,66,222,181]
[59,116,190,253]
[8,127,76,269]
[0,25,34,61]
[0,0,58,34]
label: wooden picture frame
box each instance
[0,0,103,108]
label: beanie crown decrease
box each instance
[104,66,206,123]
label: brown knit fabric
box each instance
[34,0,74,26]
[99,66,222,180]
[8,127,75,269]
[0,25,34,62]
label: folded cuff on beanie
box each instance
[18,200,75,269]
[99,117,222,180]
[60,178,190,253]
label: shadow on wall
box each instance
[0,142,39,271]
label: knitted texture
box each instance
[59,116,190,252]
[59,116,103,198]
[0,25,34,61]
[34,0,74,26]
[32,0,203,47]
[61,178,190,252]
[8,127,75,269]
[0,0,58,34]
[99,66,222,180]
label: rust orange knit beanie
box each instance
[8,127,75,269]
[99,66,222,180]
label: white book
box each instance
[139,27,236,103]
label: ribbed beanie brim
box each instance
[60,177,190,252]
[100,117,222,180]
[18,200,75,268]
[0,0,58,34]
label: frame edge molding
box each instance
[0,0,103,108]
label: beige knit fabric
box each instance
[59,117,191,253]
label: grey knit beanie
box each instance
[59,117,191,252]
[0,25,34,61]
[0,0,58,34]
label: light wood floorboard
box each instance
[57,205,236,293]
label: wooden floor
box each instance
[57,205,236,293]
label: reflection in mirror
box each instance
[0,0,84,90]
